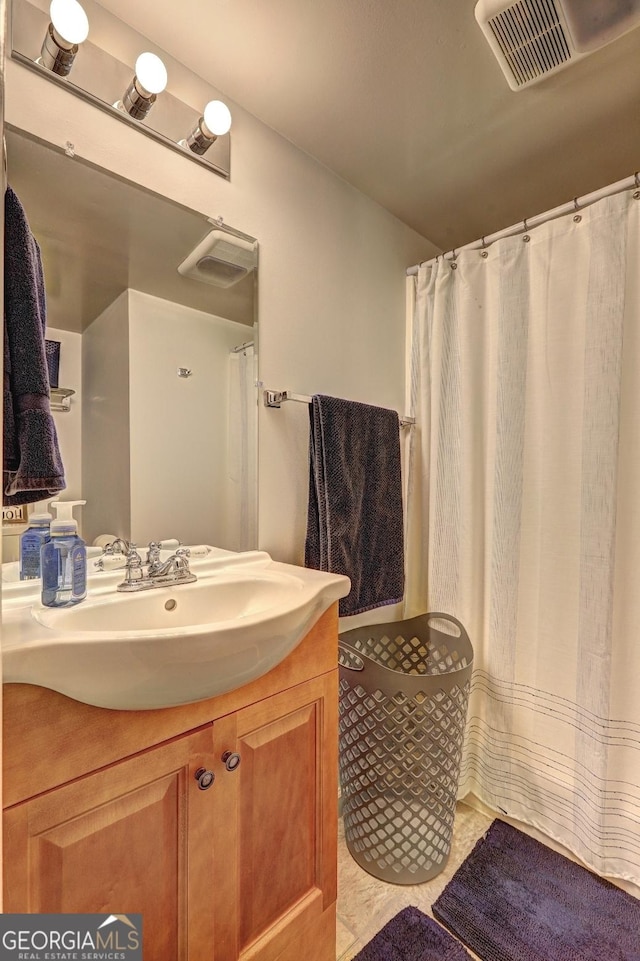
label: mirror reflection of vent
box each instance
[178,229,258,288]
[475,0,640,90]
[194,256,248,288]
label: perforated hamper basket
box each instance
[338,612,473,884]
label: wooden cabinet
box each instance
[3,607,339,961]
[4,727,217,959]
[218,677,337,961]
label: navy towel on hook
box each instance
[3,185,66,505]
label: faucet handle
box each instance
[123,545,144,582]
[104,537,131,556]
[146,541,162,568]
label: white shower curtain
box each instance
[405,189,640,884]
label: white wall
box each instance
[6,42,437,564]
[47,326,82,498]
[81,290,251,547]
[82,292,131,544]
[128,290,249,547]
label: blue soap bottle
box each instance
[19,502,52,580]
[41,500,87,607]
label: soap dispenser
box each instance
[41,500,87,607]
[19,501,52,580]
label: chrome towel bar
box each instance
[262,389,415,428]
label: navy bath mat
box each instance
[353,906,471,961]
[432,819,640,961]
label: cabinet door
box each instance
[4,726,217,961]
[217,672,338,961]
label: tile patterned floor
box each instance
[336,798,640,960]
[336,800,491,960]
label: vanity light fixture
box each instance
[39,0,89,76]
[116,52,168,121]
[181,100,232,155]
[12,0,231,178]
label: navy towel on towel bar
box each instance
[305,394,404,617]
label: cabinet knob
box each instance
[194,767,215,790]
[222,751,241,772]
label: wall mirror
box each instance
[4,126,258,556]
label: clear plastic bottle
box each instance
[41,501,87,607]
[19,502,52,580]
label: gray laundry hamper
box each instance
[338,613,473,884]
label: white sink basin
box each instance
[2,551,350,710]
[32,570,301,634]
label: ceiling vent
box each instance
[475,0,640,89]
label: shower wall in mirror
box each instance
[5,127,258,552]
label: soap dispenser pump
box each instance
[19,500,52,580]
[41,500,87,607]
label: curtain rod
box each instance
[262,389,415,428]
[231,340,254,353]
[406,171,640,275]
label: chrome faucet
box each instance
[117,544,197,592]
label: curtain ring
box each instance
[522,218,530,243]
[572,197,582,223]
[480,236,488,258]
[572,197,583,223]
[450,248,458,270]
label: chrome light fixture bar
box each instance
[11,0,231,180]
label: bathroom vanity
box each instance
[3,606,339,961]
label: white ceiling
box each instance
[95,0,640,252]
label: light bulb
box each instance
[49,0,89,46]
[181,100,232,155]
[202,101,232,137]
[134,52,168,96]
[117,52,168,120]
[40,0,88,75]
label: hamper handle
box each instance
[426,612,467,639]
